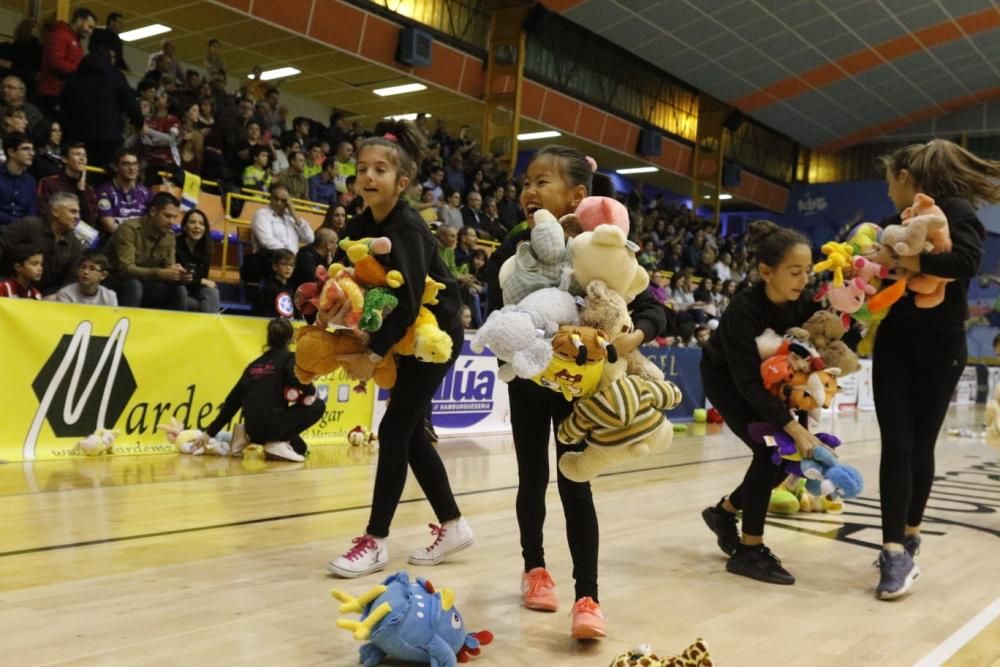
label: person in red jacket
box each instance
[37,7,96,115]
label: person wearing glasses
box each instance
[95,149,152,238]
[0,132,37,225]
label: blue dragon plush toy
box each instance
[332,571,493,667]
[748,422,863,501]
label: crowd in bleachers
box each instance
[0,7,770,346]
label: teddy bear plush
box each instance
[882,193,949,257]
[609,639,712,667]
[556,374,682,482]
[579,280,664,382]
[498,209,568,305]
[797,310,860,376]
[558,195,631,238]
[565,224,649,301]
[74,428,118,456]
[294,325,398,388]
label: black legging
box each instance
[509,378,599,602]
[873,320,966,544]
[366,326,464,538]
[702,362,788,537]
[247,400,326,454]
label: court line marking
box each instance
[0,453,754,558]
[913,596,1000,667]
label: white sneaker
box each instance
[408,517,474,566]
[263,441,304,462]
[327,535,388,578]
[229,423,249,456]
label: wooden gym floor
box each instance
[0,408,998,666]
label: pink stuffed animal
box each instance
[558,196,630,237]
[815,277,875,328]
[852,256,889,282]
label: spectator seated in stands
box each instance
[60,43,143,171]
[308,157,338,206]
[31,118,64,180]
[106,191,189,310]
[415,185,438,224]
[250,183,315,255]
[422,165,444,204]
[38,142,98,227]
[438,187,463,231]
[253,248,296,319]
[96,149,152,238]
[460,304,473,329]
[291,227,337,293]
[175,208,220,314]
[435,224,483,326]
[142,87,181,185]
[303,142,324,179]
[48,250,117,306]
[460,190,487,231]
[0,191,83,296]
[275,150,308,201]
[242,144,272,193]
[0,131,37,225]
[480,195,505,240]
[0,243,42,299]
[497,182,523,233]
[454,225,478,270]
[332,141,355,195]
[1,106,27,135]
[38,7,96,114]
[320,203,347,236]
[0,75,41,134]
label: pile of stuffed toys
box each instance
[813,193,951,355]
[470,196,684,481]
[293,236,453,391]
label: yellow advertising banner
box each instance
[0,300,375,461]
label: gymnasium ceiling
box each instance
[554,0,1000,151]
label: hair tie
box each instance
[383,132,398,143]
[585,156,598,172]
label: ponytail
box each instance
[359,119,426,182]
[266,318,293,351]
[747,220,809,268]
[880,139,1000,205]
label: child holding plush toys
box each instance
[700,221,826,587]
[326,120,473,579]
[869,139,996,600]
[481,145,672,640]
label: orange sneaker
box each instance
[521,567,558,611]
[570,596,606,639]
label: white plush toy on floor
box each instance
[157,417,234,456]
[985,384,1000,437]
[74,428,119,456]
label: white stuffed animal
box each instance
[74,428,118,456]
[986,384,1000,437]
[565,224,649,301]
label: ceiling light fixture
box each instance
[119,24,172,42]
[702,193,733,200]
[249,67,301,81]
[384,113,431,121]
[517,130,562,140]
[616,166,658,174]
[373,83,428,97]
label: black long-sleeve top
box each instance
[175,235,211,295]
[483,226,671,342]
[344,199,461,357]
[881,195,985,333]
[701,281,821,428]
[205,348,313,437]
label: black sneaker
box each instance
[726,543,795,585]
[903,535,921,557]
[701,499,739,556]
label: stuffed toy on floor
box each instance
[609,639,712,667]
[74,428,118,456]
[332,571,492,667]
[985,384,1000,437]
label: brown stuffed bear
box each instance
[293,325,397,388]
[579,280,664,382]
[796,310,859,376]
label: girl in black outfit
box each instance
[700,221,820,586]
[176,209,221,313]
[871,140,996,600]
[199,319,324,462]
[326,120,471,579]
[482,146,669,640]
